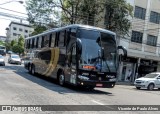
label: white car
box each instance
[134,72,160,90]
[0,55,5,66]
[8,54,21,65]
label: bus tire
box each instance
[28,64,32,74]
[58,72,65,86]
[31,65,36,75]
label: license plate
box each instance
[96,84,103,87]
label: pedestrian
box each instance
[127,69,132,81]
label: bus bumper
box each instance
[77,80,116,88]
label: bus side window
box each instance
[44,35,49,47]
[36,37,39,48]
[55,32,59,47]
[71,45,76,65]
[34,38,36,48]
[39,50,51,64]
[59,31,65,47]
[51,33,55,47]
[29,39,32,49]
[66,29,71,47]
[38,36,42,48]
[41,36,44,48]
[32,38,35,48]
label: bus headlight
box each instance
[78,75,89,80]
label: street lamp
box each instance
[0,0,23,5]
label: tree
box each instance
[12,36,25,55]
[26,0,58,35]
[31,25,47,36]
[104,0,133,36]
[59,0,105,25]
[0,41,5,46]
[5,42,11,51]
[26,0,53,25]
[11,40,17,47]
[26,0,105,26]
[12,45,24,55]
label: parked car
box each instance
[134,72,160,90]
[0,55,5,66]
[7,51,13,54]
[8,54,21,65]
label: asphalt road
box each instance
[0,56,160,114]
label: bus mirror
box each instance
[118,46,127,59]
[76,39,82,57]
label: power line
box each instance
[0,6,27,16]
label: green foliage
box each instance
[26,0,59,35]
[12,45,24,55]
[104,0,133,36]
[60,0,105,25]
[10,36,25,55]
[0,41,5,46]
[5,42,11,51]
[11,40,17,47]
[31,25,47,36]
[26,0,53,25]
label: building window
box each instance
[13,27,17,30]
[25,30,28,33]
[134,6,146,20]
[131,31,143,43]
[25,35,28,38]
[13,33,17,36]
[19,28,23,31]
[150,11,160,24]
[147,35,157,46]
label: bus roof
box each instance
[26,24,116,40]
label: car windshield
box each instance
[12,55,20,58]
[0,55,3,58]
[144,73,158,78]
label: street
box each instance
[0,56,160,114]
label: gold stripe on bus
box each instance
[42,48,55,76]
[46,48,59,76]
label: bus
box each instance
[0,45,6,56]
[24,24,127,89]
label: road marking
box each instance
[91,100,114,110]
[91,100,104,105]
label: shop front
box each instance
[118,57,137,82]
[137,59,158,78]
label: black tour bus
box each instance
[24,24,127,89]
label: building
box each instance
[6,22,34,42]
[96,0,160,83]
[0,36,7,42]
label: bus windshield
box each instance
[77,29,117,72]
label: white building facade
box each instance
[0,36,7,42]
[6,22,34,42]
[118,0,160,83]
[96,0,160,83]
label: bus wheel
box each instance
[29,65,32,73]
[87,86,95,90]
[31,65,35,75]
[59,73,65,86]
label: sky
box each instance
[0,0,28,36]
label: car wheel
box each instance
[58,73,65,86]
[31,65,36,75]
[136,87,141,90]
[147,83,154,90]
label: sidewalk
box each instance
[116,81,134,86]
